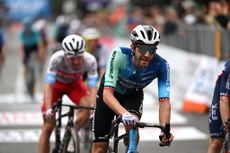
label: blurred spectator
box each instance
[108,4,127,37]
[0,0,8,21]
[78,0,112,17]
[127,6,144,31]
[163,6,179,35]
[204,1,221,25]
[130,0,158,8]
[215,0,230,30]
[182,0,198,25]
[147,4,165,33]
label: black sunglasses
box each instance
[65,53,83,58]
[136,45,157,55]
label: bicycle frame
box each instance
[52,98,95,153]
[106,116,171,153]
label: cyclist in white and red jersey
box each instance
[38,34,98,153]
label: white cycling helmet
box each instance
[82,27,101,40]
[130,25,160,45]
[62,34,85,55]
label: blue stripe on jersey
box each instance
[45,72,57,84]
[87,76,98,88]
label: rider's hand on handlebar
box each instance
[159,132,174,147]
[45,108,54,122]
[223,121,229,134]
[122,112,138,126]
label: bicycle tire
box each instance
[26,75,35,98]
[82,120,93,152]
[221,132,230,153]
[107,146,114,153]
[62,128,80,153]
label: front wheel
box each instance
[62,128,80,153]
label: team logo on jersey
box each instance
[50,59,58,71]
[109,51,117,79]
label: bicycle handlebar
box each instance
[52,99,95,113]
[107,115,171,146]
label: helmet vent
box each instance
[153,32,157,40]
[70,41,75,51]
[140,30,146,39]
[63,42,71,52]
[132,31,138,37]
[79,40,84,50]
[147,30,153,41]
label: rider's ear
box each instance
[130,44,136,50]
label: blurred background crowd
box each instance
[0,0,229,80]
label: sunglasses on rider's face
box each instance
[136,45,157,55]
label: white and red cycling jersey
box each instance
[45,50,98,85]
[41,50,98,117]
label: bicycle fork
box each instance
[53,104,63,153]
[127,128,138,153]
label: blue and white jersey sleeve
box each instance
[45,52,61,84]
[85,52,99,88]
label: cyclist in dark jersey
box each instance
[208,59,230,153]
[91,24,174,153]
[19,18,43,81]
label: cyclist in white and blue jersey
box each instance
[208,59,230,153]
[91,24,174,153]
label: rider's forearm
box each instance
[159,100,171,126]
[103,89,127,115]
[220,96,230,123]
[44,84,54,109]
[89,87,97,107]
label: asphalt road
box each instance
[0,26,210,153]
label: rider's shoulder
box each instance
[50,50,65,60]
[153,54,170,67]
[225,59,230,66]
[83,52,97,61]
[223,59,230,72]
[155,54,167,62]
